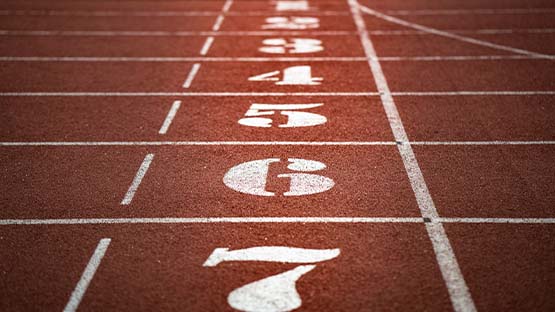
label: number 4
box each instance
[238,103,327,128]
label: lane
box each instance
[0,96,393,142]
[415,145,555,218]
[0,0,227,11]
[0,223,452,312]
[446,224,555,311]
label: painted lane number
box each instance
[259,38,323,54]
[262,17,319,30]
[204,246,340,312]
[249,66,322,86]
[238,103,326,128]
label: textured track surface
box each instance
[0,0,554,311]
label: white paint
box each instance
[205,246,340,311]
[228,265,315,312]
[1,141,554,147]
[260,38,323,54]
[2,28,553,37]
[348,0,477,311]
[199,36,215,55]
[120,154,154,205]
[0,10,348,17]
[385,8,555,16]
[223,158,334,196]
[262,16,319,30]
[211,0,233,31]
[158,100,181,135]
[275,0,309,11]
[249,66,323,85]
[203,246,340,266]
[357,3,553,60]
[63,238,111,312]
[1,217,555,225]
[182,63,201,88]
[238,103,326,128]
[0,55,547,62]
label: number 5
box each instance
[238,103,327,128]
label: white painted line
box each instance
[0,55,546,62]
[386,8,555,16]
[199,36,215,55]
[1,217,554,225]
[182,63,201,88]
[0,10,349,17]
[120,154,154,205]
[392,91,555,96]
[1,141,554,147]
[358,3,554,60]
[2,29,553,37]
[348,1,476,311]
[63,238,111,312]
[0,92,382,97]
[158,100,181,135]
[212,0,233,31]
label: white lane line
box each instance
[358,3,554,60]
[0,10,349,17]
[182,63,201,88]
[2,29,554,37]
[158,100,181,135]
[63,238,111,312]
[120,154,154,205]
[0,30,356,36]
[199,36,215,55]
[212,0,233,31]
[0,55,547,62]
[393,91,555,96]
[0,92,381,97]
[1,217,555,225]
[1,141,554,147]
[386,8,555,16]
[349,1,476,311]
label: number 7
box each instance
[203,246,340,312]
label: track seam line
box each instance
[120,154,154,205]
[158,100,182,135]
[182,63,201,88]
[63,238,111,312]
[348,1,476,311]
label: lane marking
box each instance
[212,0,233,31]
[1,217,554,225]
[1,141,554,147]
[182,63,201,88]
[158,100,181,135]
[358,3,554,60]
[199,36,215,55]
[63,238,111,312]
[0,55,546,62]
[1,28,554,37]
[348,1,477,311]
[0,91,554,97]
[120,154,154,205]
[0,10,350,17]
[386,8,555,16]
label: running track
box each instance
[0,0,554,311]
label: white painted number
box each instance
[248,66,322,85]
[262,17,319,30]
[275,0,309,11]
[223,158,335,196]
[204,246,340,312]
[238,103,326,128]
[259,38,323,54]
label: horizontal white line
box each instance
[0,92,381,97]
[0,91,553,97]
[369,28,555,35]
[385,8,555,16]
[0,30,356,36]
[0,55,545,62]
[0,10,350,17]
[0,141,553,147]
[0,217,553,225]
